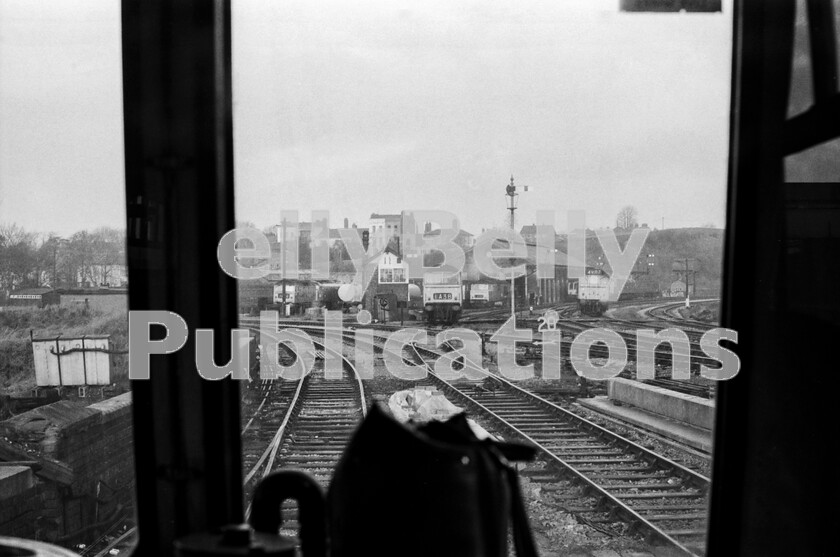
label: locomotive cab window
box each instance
[6,0,838,556]
[232,1,731,556]
[0,0,136,554]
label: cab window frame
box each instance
[117,0,838,555]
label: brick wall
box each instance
[0,392,134,543]
[0,480,60,540]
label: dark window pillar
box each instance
[121,1,242,555]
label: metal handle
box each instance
[249,470,327,557]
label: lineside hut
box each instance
[5,288,60,309]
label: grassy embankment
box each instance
[0,305,128,397]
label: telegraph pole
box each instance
[361,229,369,313]
[674,258,697,307]
[281,219,287,317]
[505,175,518,321]
[401,212,405,327]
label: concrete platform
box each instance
[607,378,714,430]
[578,396,713,453]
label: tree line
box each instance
[0,223,126,292]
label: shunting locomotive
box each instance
[467,282,510,308]
[577,268,610,316]
[423,271,462,325]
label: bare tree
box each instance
[0,224,127,290]
[89,227,126,286]
[616,206,639,230]
[66,228,126,287]
[0,223,39,290]
[0,223,34,246]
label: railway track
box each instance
[240,319,711,554]
[267,364,364,487]
[401,339,710,557]
[241,375,302,501]
[86,526,136,557]
[253,314,716,399]
[640,378,713,399]
[240,326,366,522]
[69,509,135,557]
[635,300,719,330]
[552,318,717,399]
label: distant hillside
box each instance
[562,228,724,296]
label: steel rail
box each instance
[241,379,275,435]
[242,371,305,485]
[250,320,709,554]
[407,341,709,487]
[241,326,367,483]
[241,324,366,519]
[91,526,137,557]
[398,339,707,557]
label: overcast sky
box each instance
[0,0,733,238]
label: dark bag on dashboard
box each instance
[327,404,539,557]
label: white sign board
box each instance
[273,284,295,303]
[32,336,111,386]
